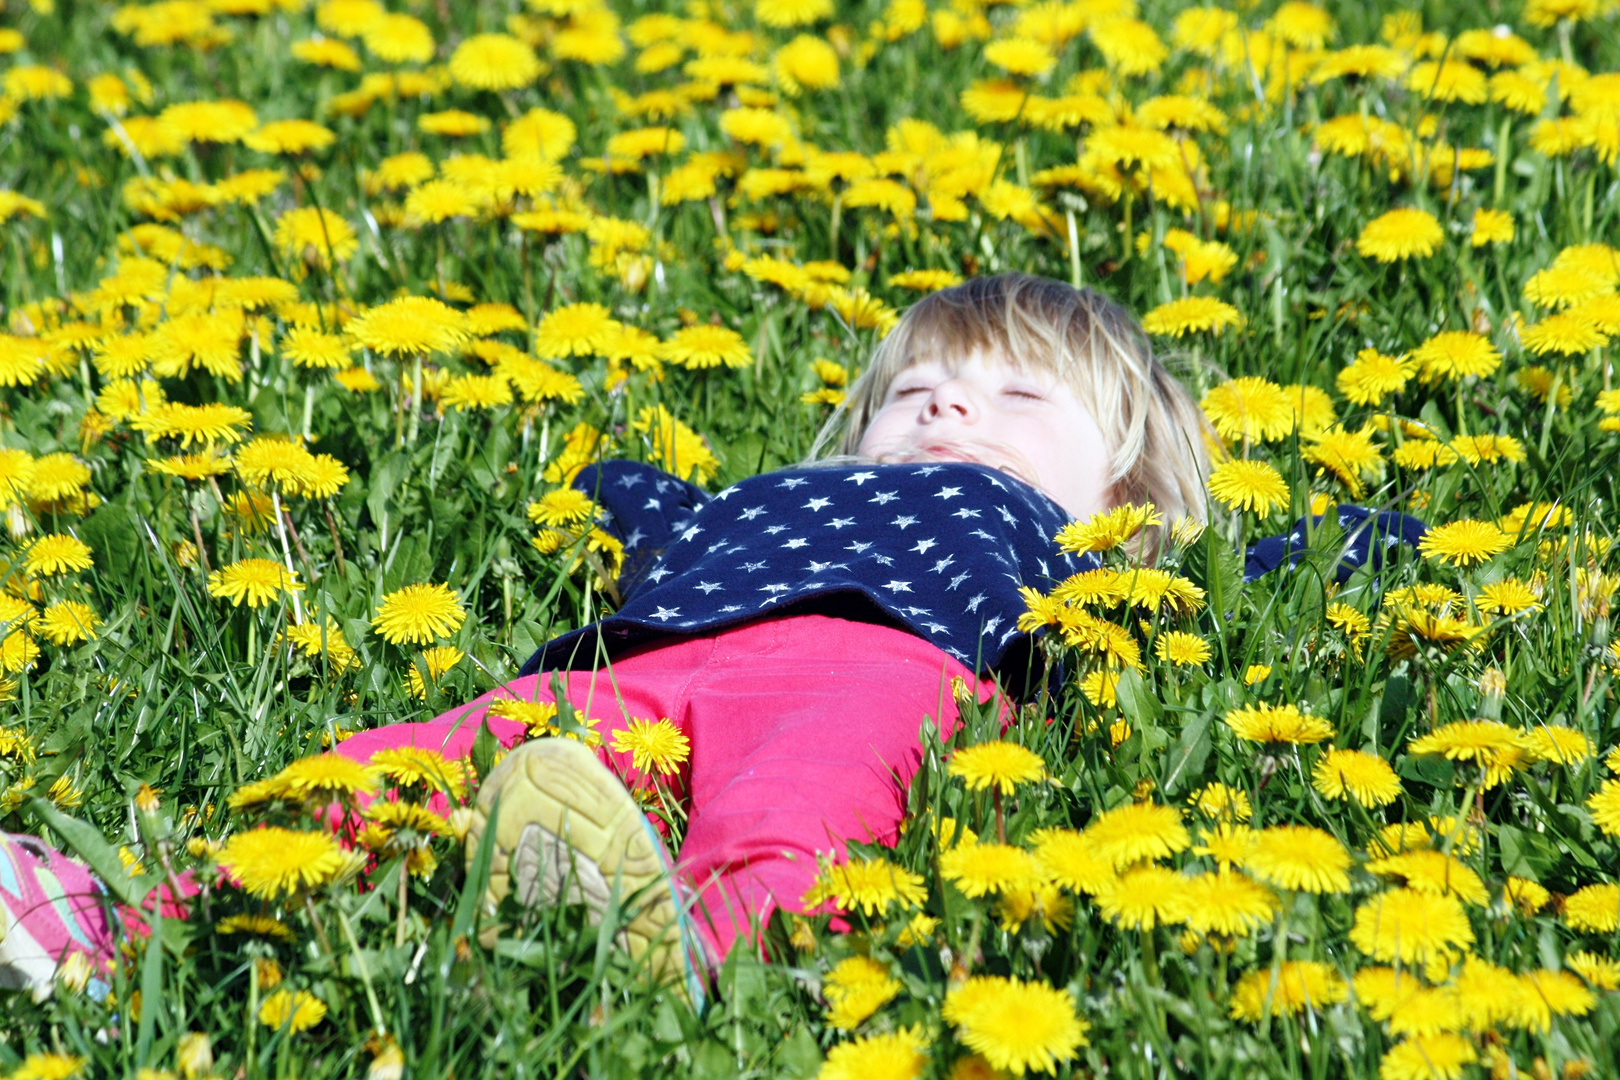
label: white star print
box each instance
[650,606,682,621]
[713,486,737,500]
[761,583,790,594]
[738,506,767,520]
[623,527,645,550]
[869,491,899,505]
[891,515,919,530]
[679,525,703,542]
[616,472,644,488]
[902,606,932,616]
[694,581,723,594]
[847,541,873,553]
[826,517,856,530]
[764,525,788,535]
[923,622,950,634]
[970,529,996,542]
[996,505,1018,526]
[803,497,832,511]
[720,604,743,613]
[948,572,971,590]
[845,471,878,485]
[965,593,987,612]
[777,477,809,489]
[646,566,672,583]
[782,538,808,549]
[741,560,768,572]
[913,465,943,476]
[951,507,982,519]
[643,497,662,510]
[873,554,895,566]
[884,580,913,593]
[980,616,1002,637]
[911,538,937,554]
[934,486,962,500]
[931,555,956,573]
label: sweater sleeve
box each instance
[569,461,711,602]
[1244,504,1427,584]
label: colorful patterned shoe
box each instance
[466,738,706,1005]
[0,833,115,1000]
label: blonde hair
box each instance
[812,273,1213,535]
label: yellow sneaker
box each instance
[466,737,704,1003]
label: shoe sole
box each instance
[467,738,679,977]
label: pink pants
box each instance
[335,614,998,961]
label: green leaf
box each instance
[1115,668,1163,726]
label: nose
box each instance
[923,376,977,422]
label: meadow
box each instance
[1,0,1619,1075]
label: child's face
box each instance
[855,350,1113,520]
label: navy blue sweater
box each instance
[520,460,1426,681]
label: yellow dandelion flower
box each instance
[1350,888,1474,964]
[219,827,345,899]
[816,1029,926,1080]
[372,583,466,644]
[24,534,94,576]
[948,741,1045,794]
[1081,801,1190,870]
[801,855,927,915]
[38,601,100,646]
[822,955,901,1030]
[609,717,691,774]
[1412,330,1501,382]
[1378,1034,1475,1080]
[406,645,464,698]
[257,988,328,1033]
[348,297,469,356]
[1229,960,1347,1021]
[1470,208,1514,246]
[449,33,543,91]
[370,746,470,799]
[1419,519,1512,566]
[1180,870,1278,937]
[1223,702,1333,745]
[1244,825,1351,894]
[1201,377,1295,443]
[661,324,752,369]
[1408,720,1526,763]
[1141,296,1241,338]
[945,975,1089,1075]
[938,842,1040,897]
[207,558,303,608]
[1207,459,1289,515]
[273,206,358,270]
[1565,883,1619,932]
[1313,748,1402,807]
[1357,208,1445,262]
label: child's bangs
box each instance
[879,277,1080,384]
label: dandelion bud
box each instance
[253,958,282,990]
[177,1032,213,1080]
[56,951,93,994]
[367,1041,405,1080]
[1478,667,1507,698]
[446,806,474,841]
[134,783,161,814]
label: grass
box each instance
[1,0,1619,1076]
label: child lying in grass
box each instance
[1,274,1423,1000]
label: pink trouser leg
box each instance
[335,614,1001,965]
